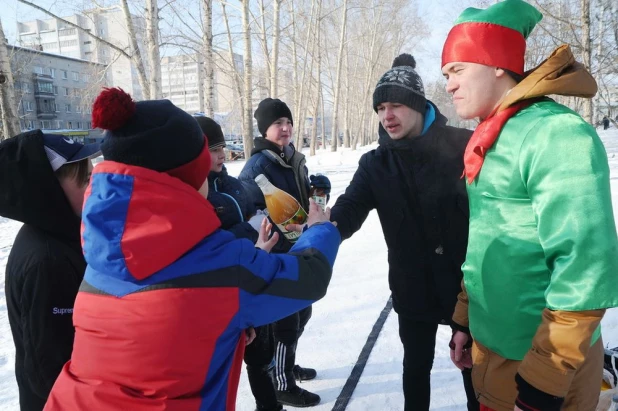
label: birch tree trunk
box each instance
[202,0,214,116]
[288,0,299,103]
[310,0,322,156]
[270,0,281,97]
[120,0,150,100]
[594,2,605,121]
[0,19,20,140]
[581,0,593,123]
[294,0,316,149]
[259,0,271,94]
[146,0,161,99]
[242,0,254,158]
[221,1,246,144]
[330,0,348,152]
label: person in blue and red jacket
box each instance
[44,88,340,411]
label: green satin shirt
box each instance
[463,99,618,360]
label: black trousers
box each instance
[398,315,479,411]
[243,306,312,408]
[273,306,312,391]
[244,324,278,409]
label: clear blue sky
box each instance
[1,0,481,84]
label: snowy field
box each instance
[1,128,618,410]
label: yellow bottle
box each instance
[254,174,307,242]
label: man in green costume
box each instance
[441,1,618,410]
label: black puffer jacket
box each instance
[0,130,86,411]
[208,166,258,242]
[330,103,472,323]
[239,138,310,252]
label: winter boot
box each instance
[293,365,317,382]
[275,386,321,407]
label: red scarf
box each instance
[463,100,536,184]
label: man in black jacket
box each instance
[329,55,478,410]
[0,130,100,411]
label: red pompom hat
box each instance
[92,87,211,190]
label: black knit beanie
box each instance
[372,54,426,114]
[254,98,293,136]
[195,116,225,149]
[92,87,210,190]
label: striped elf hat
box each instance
[441,0,543,75]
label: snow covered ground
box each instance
[1,128,618,410]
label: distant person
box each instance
[239,98,331,408]
[442,1,618,409]
[0,131,100,411]
[44,88,340,410]
[603,115,610,130]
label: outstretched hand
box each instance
[256,218,279,253]
[285,198,336,233]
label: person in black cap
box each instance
[0,130,100,411]
[195,115,266,242]
[319,54,477,410]
[239,98,331,408]
[44,88,340,410]
[196,116,282,411]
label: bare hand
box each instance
[285,198,337,232]
[449,331,473,370]
[514,407,523,411]
[255,218,279,252]
[245,327,256,345]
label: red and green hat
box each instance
[441,0,543,75]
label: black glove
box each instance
[309,174,331,195]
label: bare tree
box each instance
[146,0,162,99]
[329,0,348,152]
[202,0,214,116]
[581,0,593,123]
[120,0,151,100]
[242,0,254,158]
[0,19,20,140]
[270,0,282,96]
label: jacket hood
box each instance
[378,101,448,149]
[0,129,80,241]
[499,45,597,111]
[82,161,221,281]
[251,137,299,161]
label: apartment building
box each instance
[17,7,145,100]
[9,45,107,138]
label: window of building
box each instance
[82,74,89,82]
[56,120,63,129]
[58,28,76,36]
[87,122,91,129]
[26,120,35,129]
[53,85,58,95]
[66,104,71,113]
[62,70,68,79]
[36,81,53,94]
[23,101,33,111]
[67,121,73,129]
[49,68,55,78]
[72,72,79,81]
[41,120,50,129]
[76,105,81,113]
[64,87,69,96]
[33,66,43,74]
[23,83,31,93]
[77,122,82,129]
